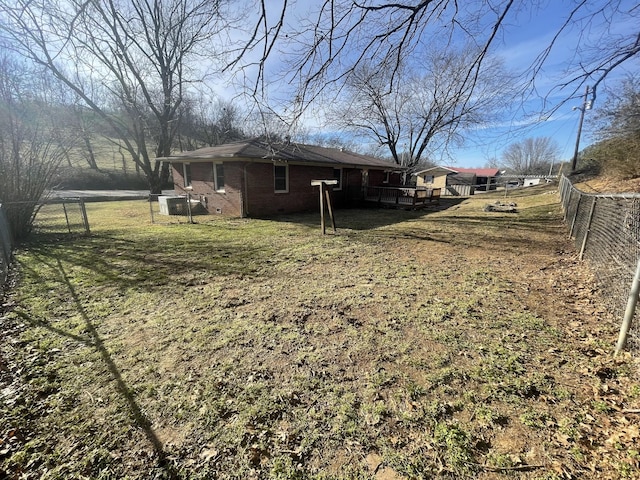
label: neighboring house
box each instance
[504,176,554,188]
[156,138,403,217]
[523,178,542,187]
[414,166,501,195]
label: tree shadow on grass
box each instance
[339,202,566,252]
[14,257,179,479]
[442,205,565,235]
[21,231,276,292]
[264,198,467,232]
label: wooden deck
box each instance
[363,186,441,208]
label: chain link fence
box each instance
[148,194,206,224]
[32,198,91,236]
[559,175,640,353]
[0,198,91,290]
[0,204,12,288]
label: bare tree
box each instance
[0,56,76,241]
[300,132,360,152]
[587,75,640,178]
[177,96,245,150]
[0,0,232,193]
[533,1,640,110]
[231,2,513,102]
[1,0,635,180]
[242,109,292,144]
[333,47,510,173]
[501,137,560,175]
[594,75,640,140]
[66,103,102,171]
[484,157,500,169]
[231,1,637,122]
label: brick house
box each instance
[157,138,402,217]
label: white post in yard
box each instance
[615,257,640,356]
[186,193,193,224]
[324,186,336,233]
[149,196,155,224]
[311,180,338,235]
[320,182,325,234]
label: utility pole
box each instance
[571,85,591,173]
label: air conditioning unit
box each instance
[158,195,187,215]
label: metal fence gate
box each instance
[0,198,91,291]
[33,198,91,236]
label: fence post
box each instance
[560,176,568,207]
[563,188,572,221]
[62,202,72,234]
[149,197,155,224]
[615,257,640,356]
[579,197,597,260]
[79,199,90,235]
[186,194,193,224]
[0,204,12,284]
[563,180,573,217]
[0,205,10,254]
[319,182,326,234]
[558,176,564,200]
[569,193,582,238]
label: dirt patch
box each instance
[575,174,640,194]
[2,191,639,479]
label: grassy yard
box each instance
[1,186,639,479]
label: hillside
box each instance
[577,176,640,194]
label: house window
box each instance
[183,163,192,187]
[333,168,342,190]
[213,163,225,192]
[383,171,390,184]
[423,175,434,184]
[274,164,288,193]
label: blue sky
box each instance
[448,0,639,168]
[225,1,639,168]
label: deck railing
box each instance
[363,186,440,207]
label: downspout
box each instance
[344,170,350,206]
[242,163,249,218]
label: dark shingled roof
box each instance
[414,166,501,177]
[157,138,402,170]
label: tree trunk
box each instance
[83,134,99,170]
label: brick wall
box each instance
[171,162,243,216]
[245,163,333,216]
[172,160,395,217]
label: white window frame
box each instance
[382,171,390,184]
[213,162,225,192]
[424,175,434,184]
[274,164,289,193]
[333,168,343,191]
[183,163,192,187]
